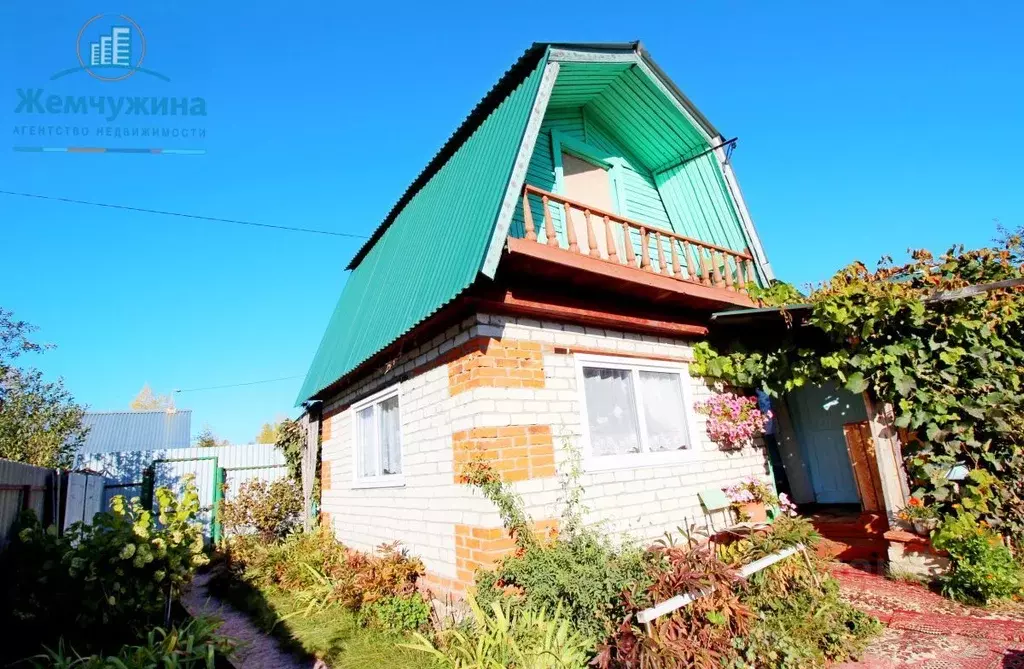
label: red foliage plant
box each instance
[593,543,750,669]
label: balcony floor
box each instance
[503,237,756,312]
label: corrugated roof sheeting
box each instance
[296,54,549,402]
[79,410,192,454]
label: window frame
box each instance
[349,383,405,489]
[573,353,699,471]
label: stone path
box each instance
[832,564,1024,669]
[181,573,321,669]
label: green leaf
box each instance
[895,375,917,396]
[845,372,869,394]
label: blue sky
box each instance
[1,2,1021,444]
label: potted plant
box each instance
[695,392,773,451]
[897,496,939,535]
[724,477,779,523]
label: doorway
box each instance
[786,382,866,504]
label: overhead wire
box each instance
[173,375,304,393]
[0,190,370,239]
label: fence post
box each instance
[211,466,225,544]
[140,466,155,511]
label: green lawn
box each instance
[208,573,427,669]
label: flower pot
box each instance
[737,502,768,523]
[912,519,938,535]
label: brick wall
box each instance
[452,425,555,483]
[318,312,769,595]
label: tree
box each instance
[0,308,87,467]
[255,421,280,444]
[130,383,174,411]
[195,424,227,448]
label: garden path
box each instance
[832,563,1024,669]
[182,572,322,669]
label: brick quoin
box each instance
[320,413,333,442]
[320,459,332,491]
[452,425,556,483]
[452,520,558,588]
[447,337,545,396]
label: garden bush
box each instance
[475,530,650,644]
[361,594,431,632]
[219,477,302,542]
[729,517,881,668]
[220,523,427,619]
[594,542,751,669]
[931,512,1023,604]
[403,595,591,669]
[36,616,233,669]
[593,517,879,669]
[0,478,209,662]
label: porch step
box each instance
[811,512,889,563]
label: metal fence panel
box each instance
[0,460,53,547]
[77,444,288,536]
[63,473,106,531]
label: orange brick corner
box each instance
[320,459,332,491]
[447,337,545,396]
[453,520,558,589]
[453,425,556,483]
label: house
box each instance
[77,409,192,456]
[297,42,782,595]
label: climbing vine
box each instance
[693,242,1024,541]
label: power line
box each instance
[173,374,304,393]
[0,190,370,240]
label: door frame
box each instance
[550,129,627,217]
[783,383,864,506]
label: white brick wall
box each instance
[319,312,771,580]
[478,313,770,543]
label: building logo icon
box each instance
[51,14,168,82]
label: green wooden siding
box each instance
[510,59,751,257]
[509,108,672,243]
[655,153,748,252]
[296,55,548,403]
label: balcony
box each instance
[504,185,757,310]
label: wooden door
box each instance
[561,151,615,258]
[786,382,865,504]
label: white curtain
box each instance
[378,396,401,475]
[639,371,689,451]
[582,367,641,456]
[356,406,376,477]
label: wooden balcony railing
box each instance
[516,185,757,293]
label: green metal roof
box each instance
[297,41,755,404]
[296,51,550,403]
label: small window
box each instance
[352,386,403,487]
[576,356,694,468]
